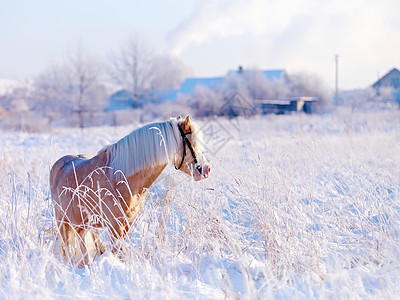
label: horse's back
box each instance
[50,154,92,202]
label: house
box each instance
[106,67,318,114]
[372,68,400,101]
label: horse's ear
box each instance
[184,115,191,132]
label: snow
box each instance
[1,110,400,298]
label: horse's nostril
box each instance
[204,165,211,175]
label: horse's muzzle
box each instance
[194,164,211,181]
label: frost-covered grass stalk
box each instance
[1,109,400,298]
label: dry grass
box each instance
[0,110,400,297]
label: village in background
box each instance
[0,38,399,132]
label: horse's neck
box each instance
[104,120,179,182]
[95,149,169,196]
[125,163,168,196]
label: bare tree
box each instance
[67,44,104,127]
[33,44,105,127]
[34,63,71,123]
[107,34,154,105]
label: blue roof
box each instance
[226,69,286,82]
[180,77,225,94]
[262,69,286,81]
[151,89,179,102]
[106,90,134,111]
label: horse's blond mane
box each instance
[104,120,181,179]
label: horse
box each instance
[50,116,210,266]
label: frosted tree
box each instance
[35,64,68,109]
[150,55,191,91]
[241,69,272,100]
[34,63,77,127]
[287,73,331,112]
[34,45,106,127]
[223,69,289,101]
[107,34,154,105]
[67,44,104,127]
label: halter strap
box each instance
[175,125,202,174]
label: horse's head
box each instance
[174,116,211,181]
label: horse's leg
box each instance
[55,216,72,262]
[56,219,90,266]
[54,192,76,263]
[75,228,90,267]
[92,228,106,255]
[108,221,129,259]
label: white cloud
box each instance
[167,0,400,89]
[167,0,310,56]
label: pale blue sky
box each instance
[1,0,196,77]
[1,0,400,89]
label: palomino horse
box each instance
[50,116,210,265]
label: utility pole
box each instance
[335,54,339,104]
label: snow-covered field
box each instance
[1,109,400,298]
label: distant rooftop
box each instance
[179,68,287,96]
[227,68,287,82]
[372,68,400,89]
[180,77,225,94]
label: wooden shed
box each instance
[256,97,318,114]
